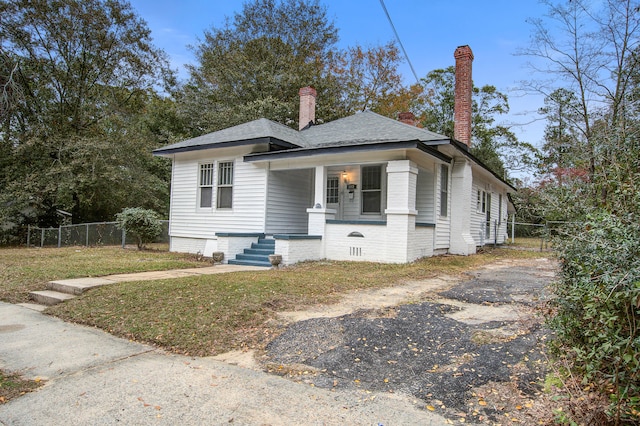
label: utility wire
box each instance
[379,0,420,84]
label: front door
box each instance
[326,173,341,217]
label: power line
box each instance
[379,0,420,84]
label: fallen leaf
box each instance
[426,405,436,411]
[478,400,487,406]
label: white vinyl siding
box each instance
[415,167,435,223]
[471,177,509,245]
[168,150,266,239]
[265,169,313,234]
[338,166,361,220]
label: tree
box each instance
[0,0,174,241]
[520,2,640,421]
[179,0,343,134]
[537,88,584,173]
[418,67,535,178]
[116,207,163,250]
[521,0,640,207]
[336,42,422,117]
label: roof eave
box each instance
[448,139,518,192]
[244,140,453,163]
[152,137,299,156]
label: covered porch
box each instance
[262,158,444,265]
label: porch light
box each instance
[342,171,348,183]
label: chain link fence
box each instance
[26,221,169,248]
[506,218,575,251]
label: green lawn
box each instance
[504,236,551,250]
[41,248,551,357]
[0,246,206,304]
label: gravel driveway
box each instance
[262,257,556,424]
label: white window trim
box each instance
[477,189,487,214]
[360,164,384,215]
[439,164,449,217]
[198,162,214,209]
[216,160,234,209]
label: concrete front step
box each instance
[29,290,76,306]
[228,259,273,268]
[244,248,274,256]
[235,253,271,262]
[48,277,116,295]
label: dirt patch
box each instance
[277,276,459,323]
[258,257,556,423]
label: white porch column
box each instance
[313,165,327,209]
[385,160,418,263]
[449,158,476,255]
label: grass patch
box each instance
[0,370,42,403]
[0,246,206,304]
[48,248,549,357]
[505,237,551,250]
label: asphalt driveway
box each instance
[264,257,556,424]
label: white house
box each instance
[153,46,515,267]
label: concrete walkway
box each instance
[0,302,444,425]
[24,264,269,310]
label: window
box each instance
[440,164,448,217]
[199,163,214,208]
[482,192,487,214]
[361,165,382,214]
[485,192,492,237]
[477,190,487,213]
[326,176,339,204]
[217,161,234,209]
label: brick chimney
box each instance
[298,86,317,130]
[453,45,474,147]
[398,111,417,126]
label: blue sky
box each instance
[128,0,551,152]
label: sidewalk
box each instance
[0,302,443,425]
[24,264,269,310]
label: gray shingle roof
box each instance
[153,118,301,155]
[302,111,448,147]
[153,111,450,155]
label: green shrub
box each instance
[549,213,640,423]
[115,208,162,250]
